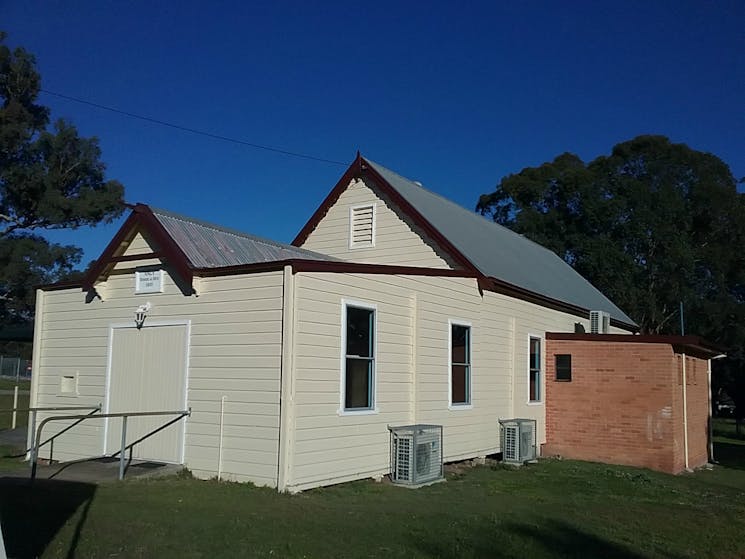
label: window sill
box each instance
[338,408,379,417]
[448,403,473,411]
[526,401,543,406]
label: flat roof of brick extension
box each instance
[545,333,727,360]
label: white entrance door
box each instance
[106,324,188,463]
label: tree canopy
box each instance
[0,32,124,322]
[477,135,745,420]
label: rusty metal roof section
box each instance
[150,207,334,268]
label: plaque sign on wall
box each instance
[135,269,163,294]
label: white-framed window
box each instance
[340,300,377,412]
[348,203,376,249]
[449,320,472,407]
[528,336,542,403]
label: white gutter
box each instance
[27,289,45,459]
[682,353,689,470]
[277,265,296,492]
[708,353,727,463]
[217,395,226,480]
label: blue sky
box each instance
[5,1,744,265]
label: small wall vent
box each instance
[499,418,537,464]
[589,310,610,334]
[389,424,443,486]
[349,204,375,248]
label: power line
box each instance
[41,89,347,167]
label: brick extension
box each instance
[543,334,722,474]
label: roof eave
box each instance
[484,276,638,332]
[81,203,195,293]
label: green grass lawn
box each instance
[0,378,30,391]
[0,390,30,430]
[1,438,744,559]
[713,416,745,440]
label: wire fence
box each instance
[0,356,32,380]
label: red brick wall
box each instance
[544,340,710,474]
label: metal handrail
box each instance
[0,404,103,456]
[31,408,191,481]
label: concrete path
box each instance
[1,457,183,484]
[0,428,26,448]
[2,426,182,484]
[29,458,183,483]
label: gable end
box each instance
[82,204,194,292]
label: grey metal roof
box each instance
[151,207,334,268]
[365,159,636,325]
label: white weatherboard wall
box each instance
[33,238,285,487]
[285,271,598,491]
[301,178,459,269]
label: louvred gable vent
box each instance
[350,205,375,247]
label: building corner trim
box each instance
[277,265,296,491]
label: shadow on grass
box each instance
[714,441,745,471]
[0,477,96,559]
[414,518,669,559]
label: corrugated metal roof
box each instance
[151,207,334,268]
[365,159,636,325]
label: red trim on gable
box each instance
[81,211,142,290]
[292,157,638,331]
[133,204,194,289]
[359,158,479,273]
[81,204,194,292]
[108,251,164,263]
[291,154,362,247]
[291,155,479,274]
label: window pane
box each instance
[345,358,371,409]
[530,370,540,401]
[451,325,470,364]
[346,307,374,357]
[451,364,469,404]
[556,354,572,381]
[530,338,541,370]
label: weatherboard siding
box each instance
[289,272,413,490]
[300,178,457,269]
[123,231,156,255]
[286,271,595,490]
[33,255,284,487]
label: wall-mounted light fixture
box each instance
[135,302,152,329]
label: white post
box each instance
[708,359,714,463]
[11,386,18,429]
[217,396,226,481]
[681,353,689,470]
[0,507,7,559]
